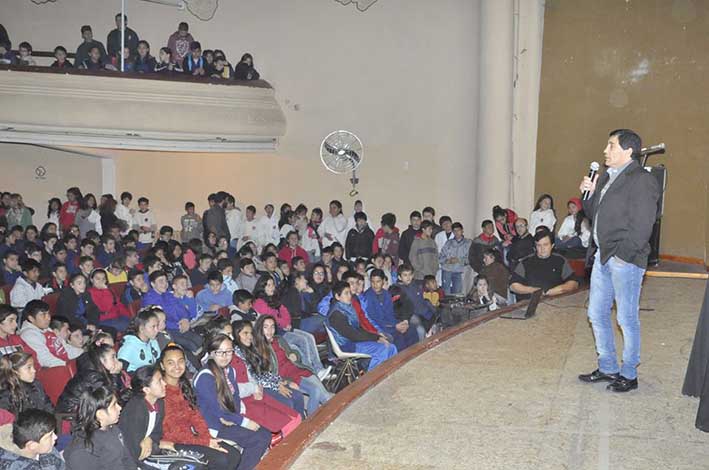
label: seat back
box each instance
[42,292,60,316]
[325,325,347,358]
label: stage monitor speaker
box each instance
[646,164,667,266]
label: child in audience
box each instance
[422,275,444,308]
[252,315,332,416]
[2,250,21,286]
[363,269,419,351]
[493,205,518,248]
[0,409,63,470]
[0,41,15,65]
[556,197,591,250]
[229,323,302,435]
[11,259,50,313]
[217,258,239,293]
[63,384,134,469]
[59,188,82,233]
[155,46,183,74]
[278,230,309,268]
[88,269,132,332]
[80,45,110,71]
[183,41,205,76]
[106,259,128,284]
[0,305,37,359]
[67,324,85,351]
[193,334,272,470]
[0,351,53,416]
[117,307,160,373]
[327,281,397,370]
[234,53,260,81]
[17,42,36,66]
[480,249,510,299]
[55,274,100,332]
[529,193,557,233]
[167,22,193,65]
[49,315,84,359]
[190,253,213,287]
[318,200,348,248]
[390,264,435,340]
[51,45,73,68]
[408,220,439,280]
[159,345,243,468]
[19,300,74,371]
[231,289,258,323]
[467,274,507,310]
[439,222,472,295]
[121,269,147,306]
[133,40,156,74]
[132,197,156,247]
[180,201,202,242]
[196,271,234,314]
[236,258,258,293]
[469,220,500,273]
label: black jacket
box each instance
[56,287,100,327]
[64,425,135,470]
[118,396,164,465]
[0,380,53,415]
[345,227,375,260]
[398,226,421,265]
[582,159,660,268]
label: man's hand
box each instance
[579,174,599,196]
[178,318,190,333]
[209,438,228,453]
[377,336,390,346]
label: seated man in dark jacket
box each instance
[389,264,436,339]
[510,230,578,300]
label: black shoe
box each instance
[606,376,638,393]
[578,369,620,383]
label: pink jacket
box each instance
[253,298,291,330]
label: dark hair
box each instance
[482,249,497,260]
[190,41,201,51]
[178,21,189,31]
[423,274,436,283]
[148,270,167,285]
[533,194,555,212]
[251,315,276,373]
[420,220,433,230]
[137,197,149,205]
[137,39,149,49]
[0,352,34,415]
[332,280,350,298]
[47,197,62,219]
[369,268,386,281]
[24,300,49,320]
[341,270,359,283]
[49,315,70,331]
[80,25,92,34]
[207,270,223,284]
[439,215,452,225]
[53,46,67,55]
[0,305,18,324]
[422,206,435,216]
[83,342,115,385]
[329,200,342,212]
[398,263,414,275]
[124,307,159,338]
[452,222,463,230]
[253,274,280,309]
[159,226,173,236]
[533,228,554,245]
[159,344,197,408]
[232,289,253,306]
[239,257,255,270]
[204,334,235,412]
[492,205,507,220]
[609,128,642,159]
[21,258,41,273]
[12,409,56,449]
[481,219,493,228]
[129,364,161,397]
[74,383,117,449]
[380,213,396,229]
[409,211,422,220]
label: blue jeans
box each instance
[355,341,398,371]
[283,330,325,373]
[441,270,463,295]
[266,387,305,418]
[299,315,326,334]
[215,425,270,470]
[298,375,333,415]
[556,236,583,250]
[587,254,645,379]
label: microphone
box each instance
[583,161,600,201]
[640,143,665,156]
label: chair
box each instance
[42,292,60,315]
[108,281,127,300]
[324,326,370,393]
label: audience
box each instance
[167,22,194,65]
[408,220,439,280]
[439,222,471,295]
[507,217,534,269]
[106,14,139,58]
[556,197,591,250]
[530,193,557,233]
[75,25,107,69]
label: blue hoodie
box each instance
[362,287,398,336]
[142,288,195,330]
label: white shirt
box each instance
[435,230,454,252]
[133,209,156,244]
[87,210,103,235]
[558,214,591,248]
[318,214,349,247]
[115,203,133,235]
[225,208,243,242]
[529,208,557,233]
[238,217,261,251]
[258,215,280,248]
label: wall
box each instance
[0,0,483,231]
[536,0,709,260]
[0,143,102,227]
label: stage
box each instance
[289,278,709,470]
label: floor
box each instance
[290,278,709,470]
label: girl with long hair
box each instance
[252,316,332,416]
[63,384,134,469]
[59,187,82,233]
[159,344,242,469]
[252,275,327,376]
[47,198,62,231]
[193,334,271,470]
[230,321,302,434]
[556,197,591,250]
[117,307,160,373]
[530,193,557,233]
[0,351,53,415]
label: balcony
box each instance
[0,64,287,152]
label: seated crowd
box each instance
[0,187,587,469]
[0,17,261,81]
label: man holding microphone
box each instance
[578,129,660,392]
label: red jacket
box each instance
[271,339,311,385]
[162,384,211,447]
[59,201,79,232]
[88,287,131,321]
[277,245,310,267]
[0,334,39,367]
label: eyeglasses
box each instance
[213,350,234,357]
[313,271,325,276]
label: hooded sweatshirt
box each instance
[19,321,66,368]
[117,334,160,372]
[408,236,439,280]
[318,213,349,248]
[439,237,473,273]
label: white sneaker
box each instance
[317,366,333,381]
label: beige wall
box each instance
[536,0,709,261]
[0,143,102,227]
[0,0,484,231]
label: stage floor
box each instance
[290,278,709,470]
